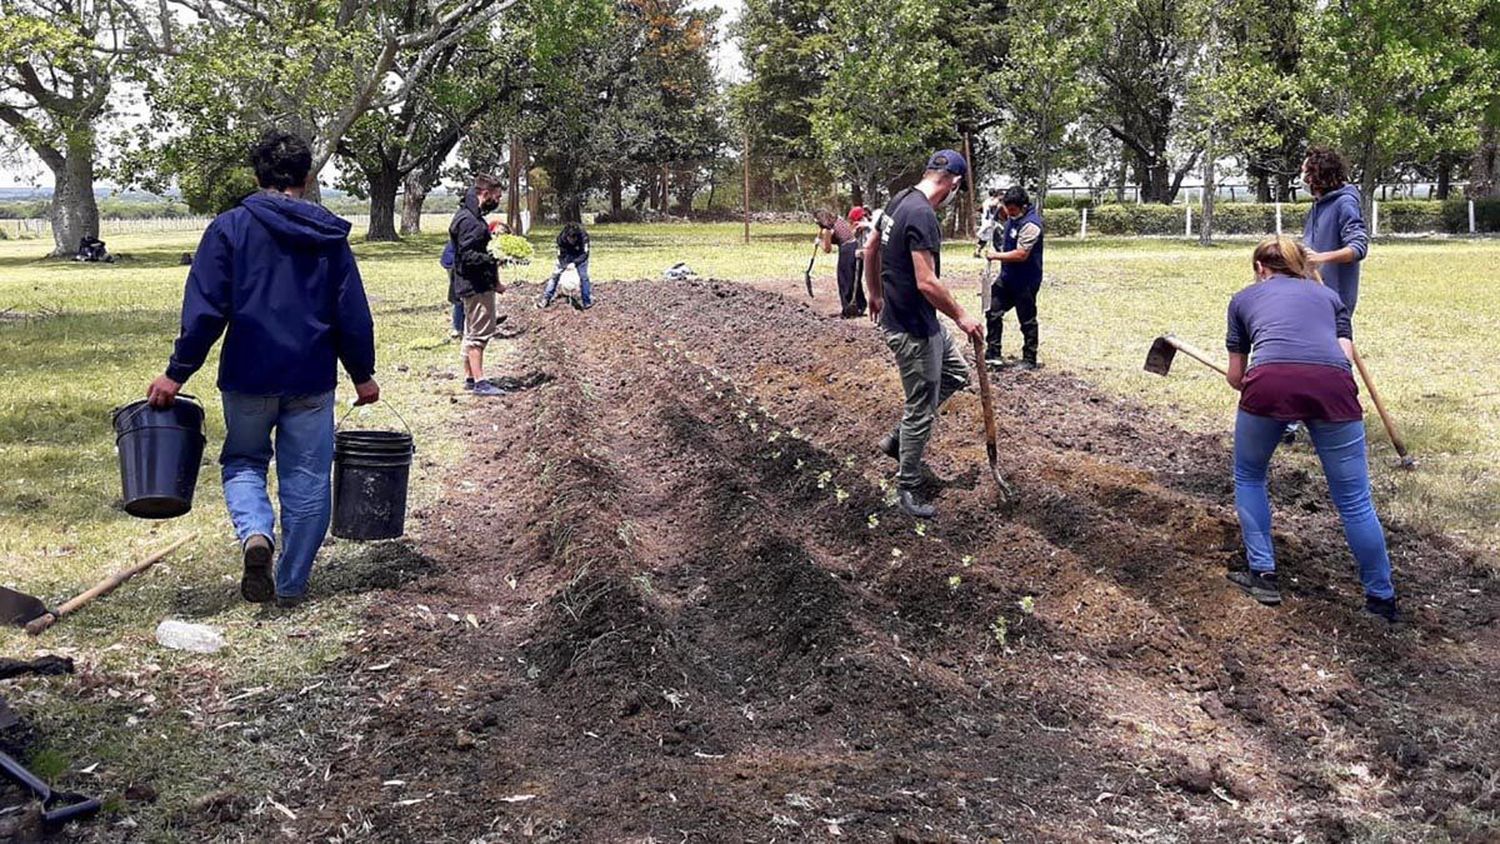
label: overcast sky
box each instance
[1,0,748,191]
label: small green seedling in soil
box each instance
[990,615,1009,647]
[948,575,962,591]
[817,470,833,489]
[867,514,880,529]
[835,488,849,503]
[768,431,781,443]
[1019,596,1036,615]
[914,523,927,537]
[891,548,903,558]
[961,555,974,568]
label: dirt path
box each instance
[278,279,1496,842]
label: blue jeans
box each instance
[451,301,464,333]
[1233,410,1395,600]
[541,256,592,306]
[221,392,335,599]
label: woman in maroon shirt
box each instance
[1223,236,1398,622]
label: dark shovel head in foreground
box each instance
[0,585,47,627]
[1144,335,1179,376]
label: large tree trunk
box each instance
[609,173,623,214]
[1435,154,1453,201]
[48,135,101,258]
[365,164,401,241]
[1469,112,1499,198]
[400,170,428,235]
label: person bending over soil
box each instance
[536,222,594,310]
[1223,235,1399,623]
[863,150,985,519]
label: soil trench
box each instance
[285,279,1499,842]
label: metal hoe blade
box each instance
[0,585,47,627]
[1144,335,1179,376]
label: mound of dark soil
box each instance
[268,278,1497,842]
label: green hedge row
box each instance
[1079,198,1500,236]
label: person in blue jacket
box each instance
[441,241,462,338]
[146,129,379,609]
[1301,146,1369,322]
[983,186,1044,369]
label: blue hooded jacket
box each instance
[165,192,376,396]
[1302,184,1368,314]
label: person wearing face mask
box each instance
[449,173,509,396]
[1223,235,1398,623]
[863,150,984,519]
[1300,146,1369,324]
[983,186,1044,370]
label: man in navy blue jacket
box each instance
[146,130,379,609]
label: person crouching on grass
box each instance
[1223,235,1399,623]
[536,222,594,310]
[146,129,379,609]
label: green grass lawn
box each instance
[0,222,1496,836]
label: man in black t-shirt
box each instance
[861,150,985,519]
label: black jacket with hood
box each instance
[448,188,499,299]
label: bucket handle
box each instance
[337,399,413,438]
[111,393,202,427]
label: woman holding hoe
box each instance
[1223,235,1399,623]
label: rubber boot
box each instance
[984,310,1005,366]
[1018,319,1040,369]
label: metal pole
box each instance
[1470,199,1477,235]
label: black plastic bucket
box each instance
[332,428,415,540]
[113,395,207,519]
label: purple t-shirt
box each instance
[1226,276,1360,422]
[1226,276,1352,370]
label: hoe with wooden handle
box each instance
[1144,333,1228,377]
[1351,346,1416,469]
[971,334,1016,501]
[24,532,197,636]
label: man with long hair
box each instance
[1301,147,1369,323]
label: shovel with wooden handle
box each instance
[1351,346,1416,469]
[23,532,197,636]
[971,334,1016,501]
[1144,333,1228,377]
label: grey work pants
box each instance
[883,328,970,490]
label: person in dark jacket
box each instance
[449,174,508,395]
[536,222,594,309]
[814,209,864,316]
[983,186,1044,369]
[1223,235,1398,623]
[146,129,379,609]
[1301,146,1369,322]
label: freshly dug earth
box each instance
[280,279,1496,842]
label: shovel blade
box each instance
[0,585,47,627]
[1144,336,1179,376]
